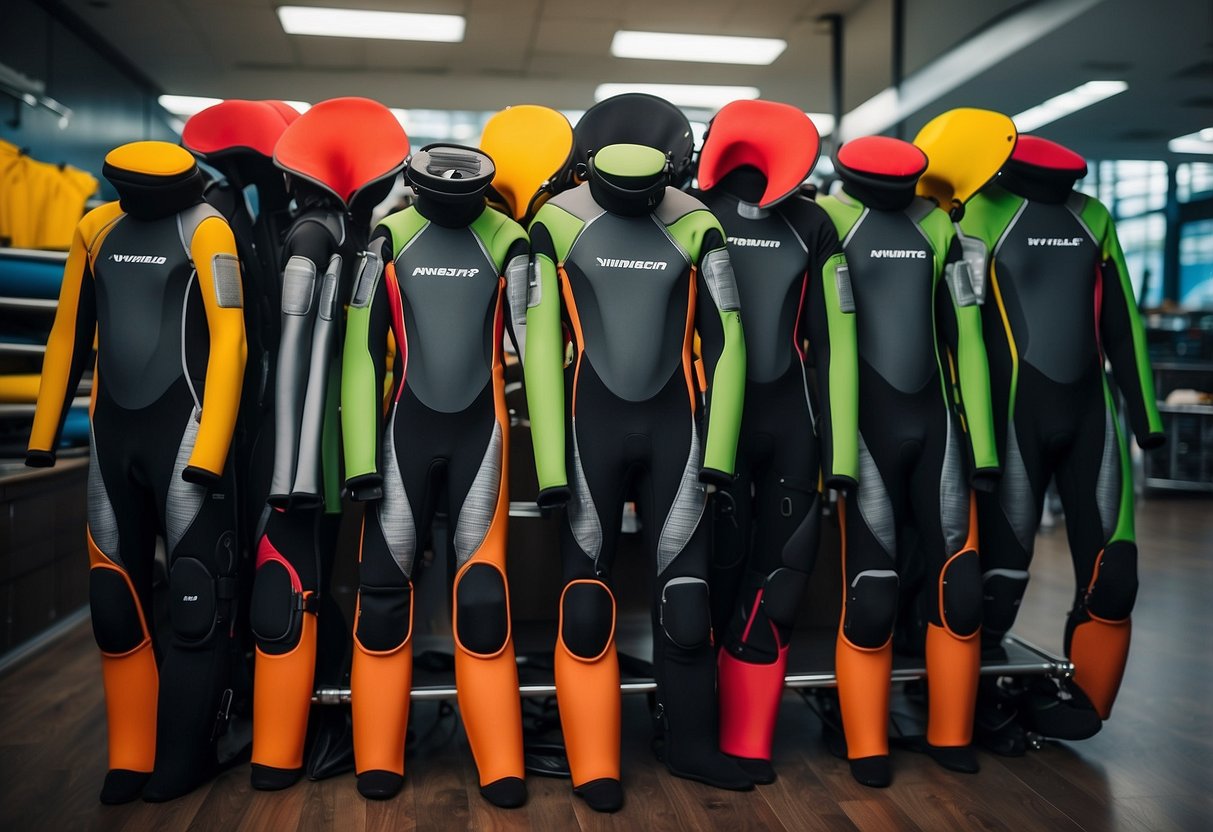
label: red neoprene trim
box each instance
[183,100,299,158]
[273,97,408,206]
[698,100,820,208]
[1011,135,1087,174]
[836,136,926,178]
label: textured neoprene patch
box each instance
[282,256,316,315]
[958,235,988,304]
[527,258,543,308]
[945,260,978,307]
[506,255,530,323]
[211,253,243,308]
[701,248,740,312]
[351,250,382,308]
[318,255,341,322]
[834,263,855,313]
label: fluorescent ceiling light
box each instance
[158,94,222,116]
[1011,80,1127,133]
[594,83,759,110]
[1169,127,1213,154]
[277,6,464,42]
[610,30,785,65]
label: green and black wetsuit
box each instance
[960,136,1163,732]
[818,136,998,787]
[524,143,748,811]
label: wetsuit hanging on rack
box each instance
[691,100,858,784]
[248,98,408,790]
[818,136,999,787]
[959,136,1163,740]
[27,141,247,803]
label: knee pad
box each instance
[89,566,146,654]
[559,581,614,660]
[1086,542,1138,621]
[355,583,413,653]
[843,570,899,649]
[455,563,510,656]
[169,557,232,647]
[659,577,711,650]
[251,559,309,655]
[760,567,809,628]
[939,550,982,637]
[982,568,1029,636]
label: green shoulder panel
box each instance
[916,206,955,276]
[530,202,585,263]
[817,195,865,242]
[378,208,430,258]
[666,209,724,264]
[959,186,1024,251]
[470,206,528,270]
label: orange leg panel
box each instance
[252,609,318,772]
[100,641,158,773]
[1070,617,1131,719]
[925,622,980,747]
[351,636,413,777]
[835,633,892,760]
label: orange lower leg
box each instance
[100,641,158,773]
[925,622,980,747]
[1070,617,1131,719]
[351,639,413,776]
[835,633,892,759]
[252,611,318,771]
[456,641,524,785]
[555,639,621,786]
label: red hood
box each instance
[182,99,299,159]
[697,100,821,208]
[273,97,409,207]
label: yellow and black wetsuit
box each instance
[27,141,247,803]
[960,136,1164,739]
[341,145,530,807]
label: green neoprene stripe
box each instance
[953,301,999,469]
[664,207,746,475]
[958,187,1023,252]
[524,251,567,490]
[341,295,380,480]
[822,252,859,481]
[1102,377,1136,543]
[1079,196,1164,436]
[917,207,954,267]
[666,209,722,262]
[595,143,666,178]
[703,305,746,475]
[470,206,528,269]
[379,208,430,259]
[817,195,865,241]
[532,203,585,262]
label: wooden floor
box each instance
[2,495,1211,831]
